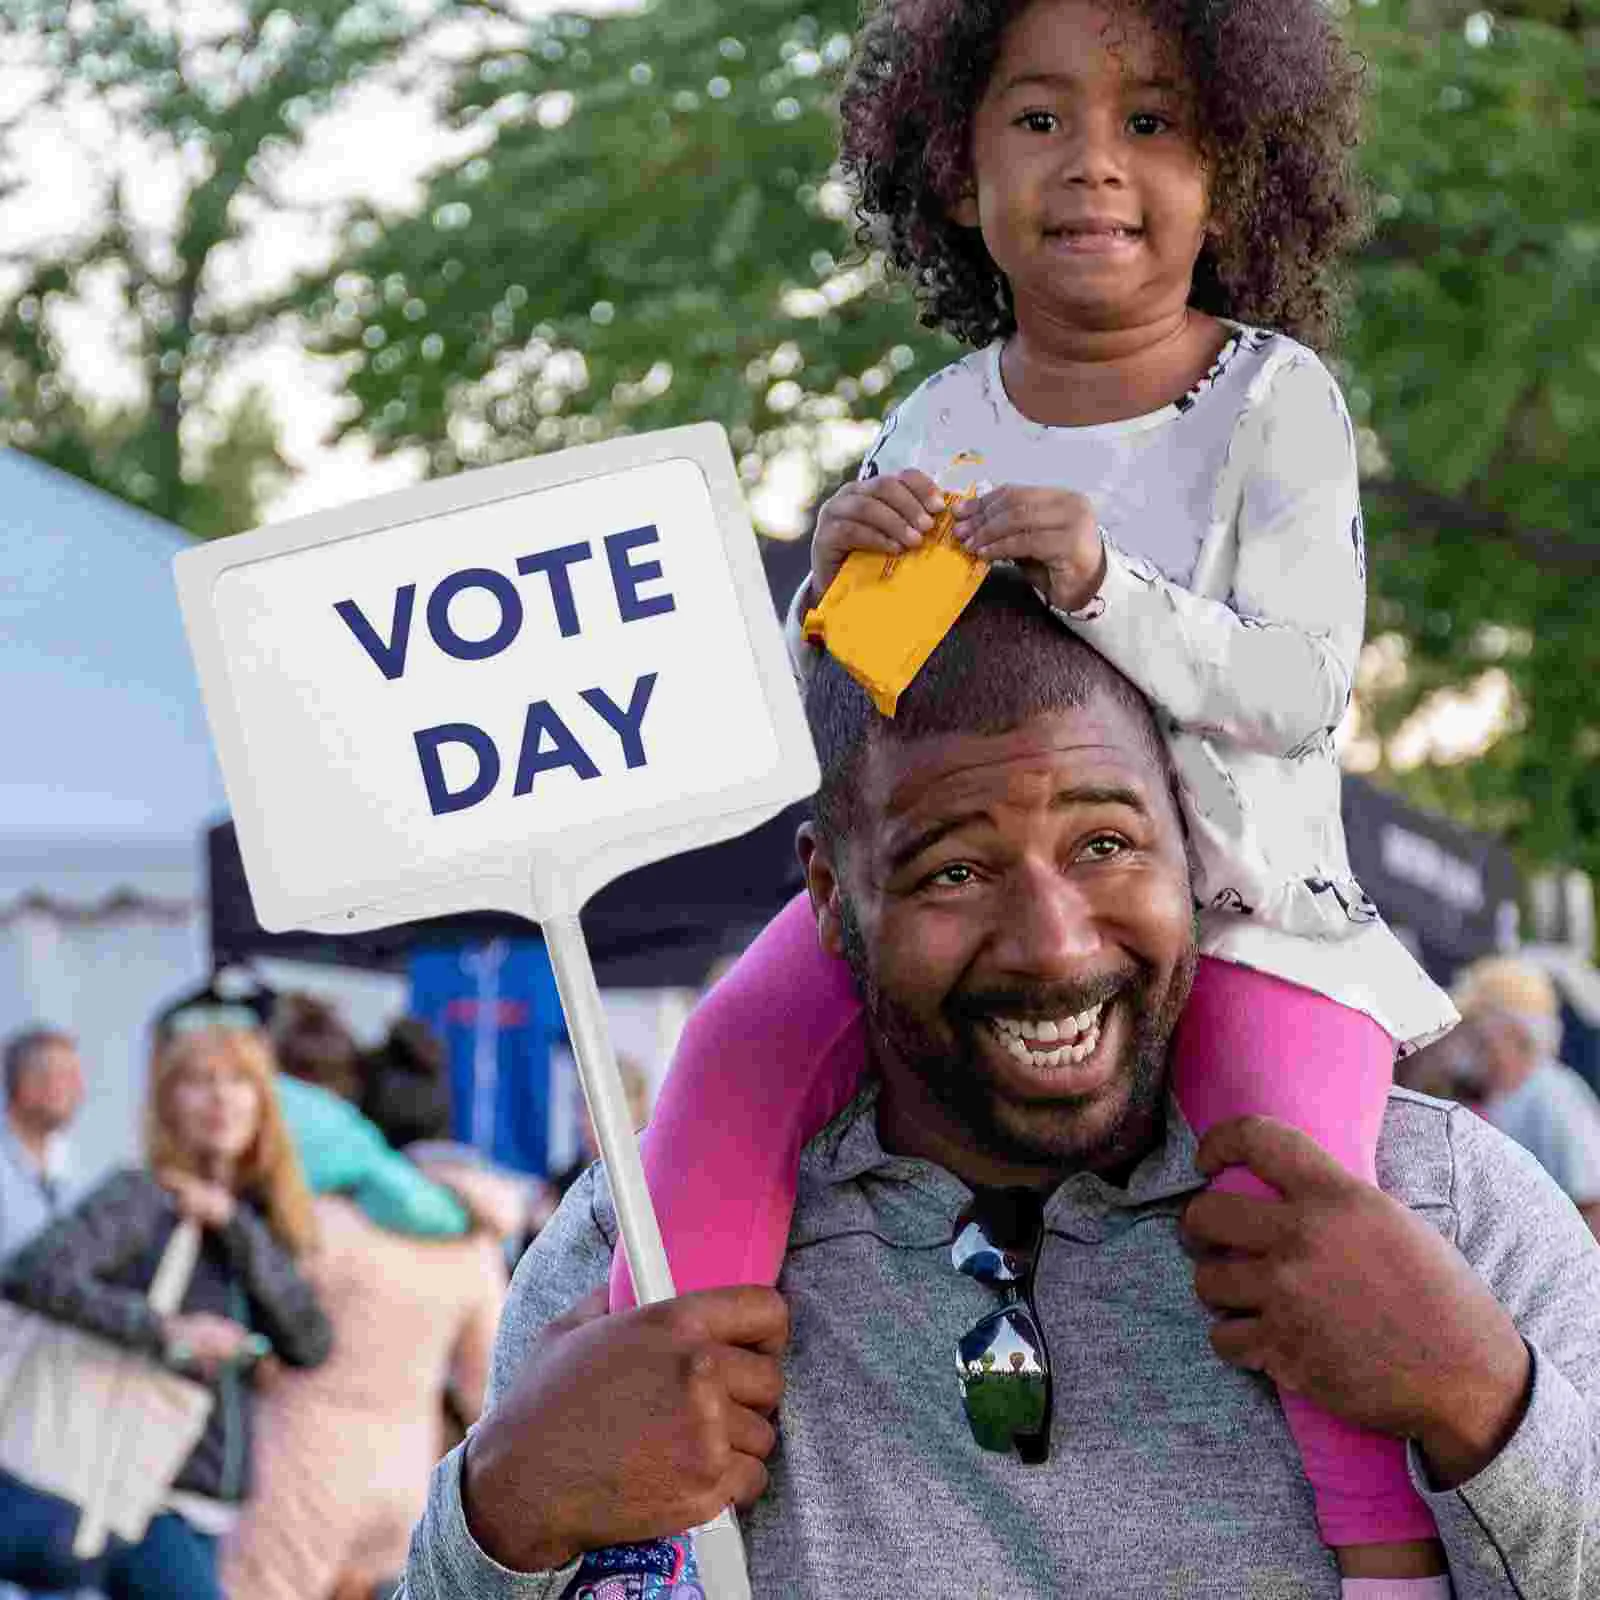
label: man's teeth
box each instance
[990,1005,1104,1066]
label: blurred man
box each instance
[0,1026,85,1264]
[0,1026,87,1600]
[1454,957,1600,1236]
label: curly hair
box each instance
[838,0,1371,350]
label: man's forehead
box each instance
[863,703,1170,826]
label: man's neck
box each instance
[4,1107,52,1170]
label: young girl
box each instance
[621,0,1458,1590]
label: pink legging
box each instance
[614,891,1437,1548]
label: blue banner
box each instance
[408,938,569,1176]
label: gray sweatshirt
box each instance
[399,1087,1600,1598]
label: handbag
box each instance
[0,1218,214,1558]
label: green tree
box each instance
[0,0,497,534]
[294,0,954,510]
[1342,0,1600,875]
[295,0,1599,875]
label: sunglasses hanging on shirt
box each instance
[952,1186,1053,1465]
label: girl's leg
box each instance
[609,891,866,1309]
[1171,958,1443,1571]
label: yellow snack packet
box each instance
[803,459,987,717]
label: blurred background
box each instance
[1,0,1597,1191]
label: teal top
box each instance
[275,1073,469,1237]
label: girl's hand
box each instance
[811,468,947,597]
[954,486,1106,613]
[158,1168,237,1230]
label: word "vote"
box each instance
[333,525,675,680]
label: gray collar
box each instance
[797,1079,1206,1248]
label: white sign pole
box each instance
[543,914,750,1592]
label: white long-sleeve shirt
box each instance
[788,324,1455,1051]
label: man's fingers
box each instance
[1194,1116,1349,1197]
[1208,1314,1268,1372]
[1192,1256,1269,1314]
[724,1402,779,1462]
[674,1286,791,1358]
[713,1345,786,1414]
[1179,1190,1288,1256]
[723,1454,771,1514]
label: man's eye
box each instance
[1128,112,1170,136]
[926,863,977,888]
[1081,835,1127,861]
[1017,110,1057,134]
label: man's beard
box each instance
[838,896,1196,1178]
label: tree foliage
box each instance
[0,0,479,531]
[6,0,1599,880]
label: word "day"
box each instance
[333,525,675,680]
[414,672,658,817]
[330,524,679,818]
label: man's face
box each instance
[806,700,1196,1188]
[12,1040,85,1134]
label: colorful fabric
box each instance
[565,1535,703,1599]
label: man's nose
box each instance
[990,858,1104,977]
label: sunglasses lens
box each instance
[952,1219,1031,1285]
[956,1305,1050,1454]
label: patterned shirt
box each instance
[787,324,1456,1051]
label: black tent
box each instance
[206,532,817,989]
[1341,774,1521,985]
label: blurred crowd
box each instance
[0,978,651,1600]
[0,951,1596,1600]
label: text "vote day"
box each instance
[333,524,675,817]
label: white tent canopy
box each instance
[0,450,228,910]
[0,450,227,1190]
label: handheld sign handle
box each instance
[544,914,753,1599]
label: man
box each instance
[399,573,1600,1598]
[1452,956,1600,1236]
[0,1026,84,1264]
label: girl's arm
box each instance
[218,1204,333,1368]
[1048,352,1366,757]
[0,1170,175,1357]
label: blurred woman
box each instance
[221,1016,512,1600]
[0,1025,331,1600]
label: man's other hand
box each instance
[461,1284,789,1574]
[1181,1115,1532,1487]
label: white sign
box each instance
[174,424,818,934]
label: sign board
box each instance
[174,424,819,934]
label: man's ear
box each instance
[796,823,847,959]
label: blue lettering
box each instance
[335,586,416,681]
[426,568,523,662]
[414,723,501,816]
[516,542,594,638]
[580,672,657,769]
[513,702,602,794]
[605,526,676,624]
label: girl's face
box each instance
[166,1046,262,1173]
[954,0,1210,335]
